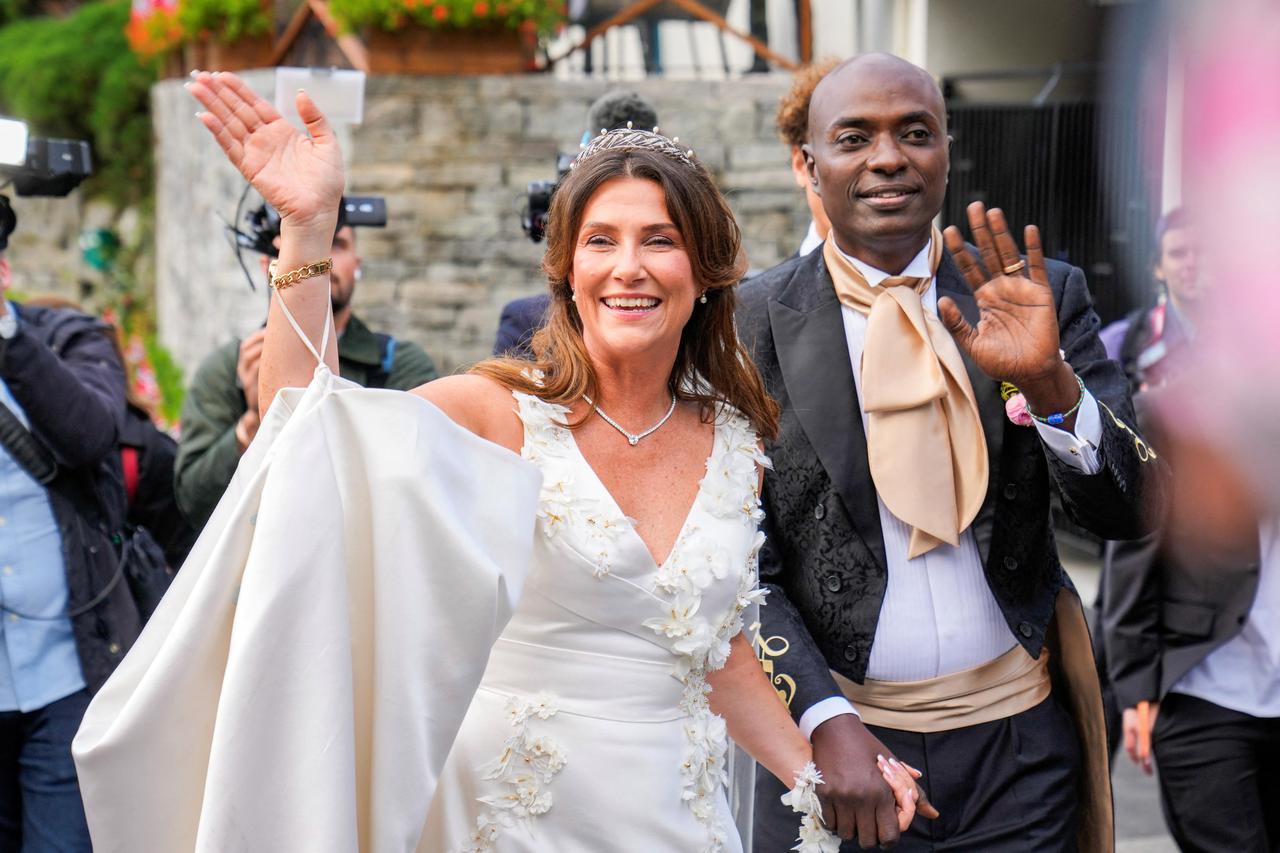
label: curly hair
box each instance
[776,58,843,148]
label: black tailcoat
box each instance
[736,246,1166,720]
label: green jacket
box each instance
[175,314,438,529]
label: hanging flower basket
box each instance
[331,0,564,75]
[126,0,274,75]
[365,23,533,74]
[181,33,274,72]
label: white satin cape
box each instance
[71,363,542,852]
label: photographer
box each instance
[0,197,137,851]
[176,201,439,530]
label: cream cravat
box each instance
[824,231,988,558]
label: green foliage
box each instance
[143,330,185,423]
[0,0,157,208]
[177,0,271,44]
[329,0,565,36]
[94,216,187,427]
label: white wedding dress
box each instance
[71,316,543,853]
[421,390,770,853]
[72,305,782,852]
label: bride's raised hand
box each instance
[187,72,344,232]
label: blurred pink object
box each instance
[1162,0,1280,513]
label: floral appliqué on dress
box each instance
[642,408,770,853]
[451,692,566,853]
[489,390,770,853]
[514,391,633,578]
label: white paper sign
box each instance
[274,67,365,127]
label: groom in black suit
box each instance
[739,54,1166,852]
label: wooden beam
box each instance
[550,0,799,72]
[308,0,369,72]
[664,0,798,70]
[267,0,314,67]
[548,0,665,66]
[265,0,368,71]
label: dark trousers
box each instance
[0,690,93,853]
[753,696,1081,852]
[1152,692,1280,853]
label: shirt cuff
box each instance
[798,696,860,741]
[1034,390,1103,474]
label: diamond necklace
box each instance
[582,393,678,446]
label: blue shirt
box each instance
[0,306,85,711]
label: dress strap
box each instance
[274,292,333,369]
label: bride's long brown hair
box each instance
[472,146,780,440]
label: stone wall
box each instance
[154,72,803,375]
[1,193,142,306]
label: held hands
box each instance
[877,754,925,833]
[187,72,345,235]
[939,202,1079,415]
[812,714,938,848]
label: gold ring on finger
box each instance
[1002,260,1026,275]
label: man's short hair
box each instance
[776,58,842,149]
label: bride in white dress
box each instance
[103,73,920,851]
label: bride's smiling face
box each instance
[568,177,698,363]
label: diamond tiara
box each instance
[571,121,697,170]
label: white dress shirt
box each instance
[798,243,1105,738]
[798,221,824,258]
[1170,517,1280,717]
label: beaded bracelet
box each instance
[1025,373,1086,426]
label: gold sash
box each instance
[832,644,1050,733]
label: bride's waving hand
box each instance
[190,73,344,231]
[189,73,344,408]
[189,72,521,452]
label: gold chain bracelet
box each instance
[268,258,333,291]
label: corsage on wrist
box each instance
[1001,350,1084,427]
[781,762,840,853]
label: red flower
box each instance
[432,4,448,20]
[474,1,489,14]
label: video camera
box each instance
[0,116,93,251]
[225,192,388,290]
[521,153,575,244]
[0,117,92,198]
[230,196,389,259]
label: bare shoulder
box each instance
[410,374,523,453]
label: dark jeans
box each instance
[1152,692,1280,853]
[754,696,1081,852]
[0,689,93,853]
